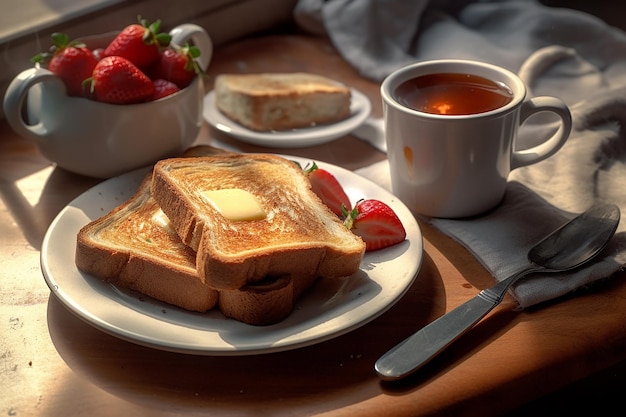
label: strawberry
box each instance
[149,44,202,88]
[150,79,180,100]
[304,162,352,216]
[31,33,98,97]
[344,199,406,251]
[89,56,155,104]
[103,17,171,70]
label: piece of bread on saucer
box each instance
[214,72,352,131]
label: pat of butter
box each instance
[202,189,266,221]
[151,209,175,233]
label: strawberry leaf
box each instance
[156,33,173,47]
[188,46,201,58]
[342,205,358,230]
[135,16,170,47]
[51,32,69,49]
[31,52,50,64]
[148,19,162,34]
[302,161,319,174]
[30,32,85,64]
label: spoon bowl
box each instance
[375,203,620,381]
[529,204,620,270]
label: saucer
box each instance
[203,89,371,148]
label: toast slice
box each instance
[75,174,220,313]
[214,72,352,131]
[75,146,322,325]
[151,153,366,290]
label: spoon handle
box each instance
[375,268,534,381]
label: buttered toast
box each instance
[75,146,323,325]
[214,73,352,131]
[151,153,366,291]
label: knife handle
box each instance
[374,267,536,381]
[374,294,497,381]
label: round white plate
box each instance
[41,156,422,355]
[202,89,372,147]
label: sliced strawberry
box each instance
[103,17,171,70]
[304,162,352,216]
[31,33,98,97]
[90,56,155,104]
[149,44,202,88]
[150,79,180,100]
[344,199,406,251]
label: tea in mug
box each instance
[394,73,514,115]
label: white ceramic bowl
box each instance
[2,24,212,178]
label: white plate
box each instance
[41,156,422,355]
[203,89,372,147]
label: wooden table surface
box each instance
[2,33,625,417]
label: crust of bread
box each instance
[151,153,366,291]
[219,273,318,326]
[214,72,352,131]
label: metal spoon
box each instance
[375,203,620,381]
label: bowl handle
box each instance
[169,24,213,71]
[2,67,65,142]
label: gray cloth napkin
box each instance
[295,0,626,308]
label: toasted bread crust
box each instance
[214,73,352,131]
[219,277,292,325]
[151,153,365,290]
[219,274,318,326]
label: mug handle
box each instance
[2,66,65,141]
[510,96,572,170]
[169,24,213,71]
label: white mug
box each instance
[381,59,572,218]
[3,24,212,178]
